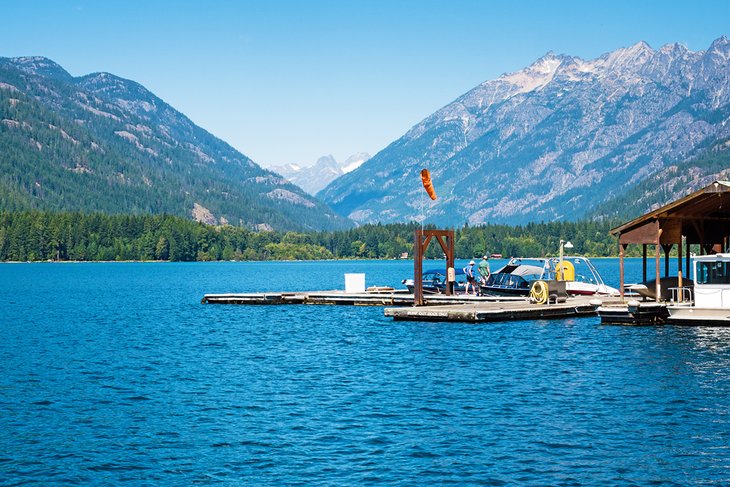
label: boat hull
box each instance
[666,306,730,325]
[483,282,618,297]
[480,286,529,297]
[565,282,620,296]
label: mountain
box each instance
[341,152,370,173]
[593,133,730,221]
[272,152,370,195]
[0,56,351,231]
[319,37,730,226]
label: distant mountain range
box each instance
[319,36,730,226]
[0,56,352,231]
[271,152,370,195]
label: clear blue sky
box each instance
[2,1,728,167]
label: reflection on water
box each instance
[690,326,730,352]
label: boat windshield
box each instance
[521,272,544,283]
[424,271,446,284]
[696,260,730,285]
[546,256,604,285]
[488,264,543,289]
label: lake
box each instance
[1,259,729,485]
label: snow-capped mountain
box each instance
[319,37,730,225]
[273,153,371,195]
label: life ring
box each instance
[530,280,549,305]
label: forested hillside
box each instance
[0,56,351,231]
[0,211,622,262]
[593,136,730,220]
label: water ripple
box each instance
[1,261,730,484]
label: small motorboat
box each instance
[481,259,545,296]
[481,256,619,297]
[402,268,467,294]
[559,256,620,296]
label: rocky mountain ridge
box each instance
[319,37,730,225]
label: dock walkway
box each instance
[202,290,525,307]
[384,296,622,322]
[202,289,623,323]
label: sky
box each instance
[2,0,729,168]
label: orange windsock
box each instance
[420,169,437,200]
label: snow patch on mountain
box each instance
[502,53,563,94]
[342,152,370,173]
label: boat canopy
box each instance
[500,264,544,277]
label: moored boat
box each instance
[481,256,618,297]
[402,268,467,294]
[481,259,545,296]
[666,253,730,325]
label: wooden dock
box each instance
[202,290,525,307]
[384,296,623,322]
[202,289,625,323]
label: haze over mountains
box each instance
[271,152,370,195]
[0,56,351,231]
[319,37,730,226]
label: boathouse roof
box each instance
[611,180,730,246]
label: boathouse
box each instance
[611,180,730,300]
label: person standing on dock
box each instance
[464,260,477,295]
[478,255,490,285]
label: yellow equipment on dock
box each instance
[530,281,549,304]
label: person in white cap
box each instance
[463,260,477,295]
[478,255,490,286]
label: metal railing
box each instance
[669,286,694,304]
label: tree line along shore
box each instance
[0,211,628,262]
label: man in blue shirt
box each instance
[464,260,477,295]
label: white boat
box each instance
[557,256,619,296]
[482,256,618,297]
[667,253,730,325]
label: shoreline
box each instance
[1,256,630,264]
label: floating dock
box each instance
[384,296,621,322]
[202,289,624,323]
[597,301,669,325]
[202,290,524,307]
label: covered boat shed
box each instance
[611,180,730,300]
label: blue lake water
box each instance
[1,258,730,485]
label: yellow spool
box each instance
[530,280,549,305]
[556,260,575,281]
